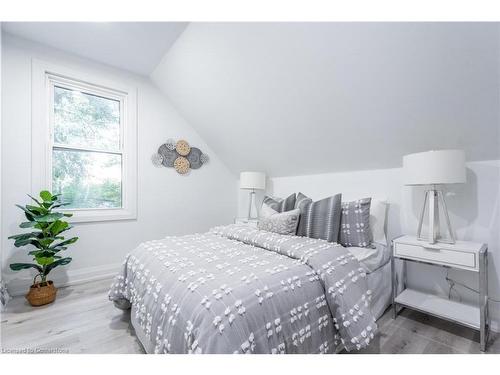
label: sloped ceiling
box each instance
[2,22,188,75]
[152,23,499,177]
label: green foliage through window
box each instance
[52,84,122,209]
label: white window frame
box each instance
[32,59,137,223]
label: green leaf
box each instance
[31,249,56,257]
[48,220,68,236]
[35,255,54,266]
[34,222,44,230]
[43,257,72,276]
[49,246,67,252]
[9,263,43,273]
[34,212,64,222]
[51,202,70,209]
[16,204,36,221]
[14,238,43,249]
[63,213,73,217]
[52,237,78,248]
[26,205,47,215]
[38,238,56,247]
[51,194,62,201]
[40,190,52,202]
[8,232,38,240]
[19,221,38,228]
[27,194,42,206]
[42,201,54,209]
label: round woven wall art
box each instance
[187,147,203,169]
[175,140,191,156]
[152,138,208,175]
[151,153,163,167]
[165,138,176,151]
[174,156,190,174]
[158,144,178,167]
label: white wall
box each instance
[253,160,500,329]
[153,23,500,177]
[1,34,237,294]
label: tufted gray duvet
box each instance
[109,225,377,353]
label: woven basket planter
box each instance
[26,280,57,306]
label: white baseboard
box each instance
[5,263,122,297]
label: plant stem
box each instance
[42,266,47,284]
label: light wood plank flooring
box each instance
[1,278,499,354]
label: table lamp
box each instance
[240,172,266,220]
[403,150,466,244]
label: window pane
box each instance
[53,86,120,151]
[52,149,122,209]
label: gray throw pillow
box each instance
[262,193,296,213]
[295,192,342,243]
[258,208,300,235]
[294,192,312,234]
[259,203,279,219]
[340,198,373,247]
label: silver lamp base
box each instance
[247,190,258,220]
[417,189,455,244]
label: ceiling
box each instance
[2,22,498,177]
[152,23,500,176]
[1,22,188,75]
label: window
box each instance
[32,60,137,222]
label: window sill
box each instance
[65,208,137,223]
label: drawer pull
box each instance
[422,247,440,251]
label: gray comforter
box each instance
[109,225,377,353]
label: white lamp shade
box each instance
[403,150,466,186]
[240,171,266,190]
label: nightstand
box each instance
[391,235,489,351]
[234,218,259,228]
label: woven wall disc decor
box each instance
[175,140,191,156]
[187,147,203,169]
[174,156,190,174]
[158,144,178,167]
[152,138,209,175]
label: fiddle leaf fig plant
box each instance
[8,190,78,285]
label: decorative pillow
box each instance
[340,198,373,247]
[259,203,279,219]
[258,209,300,235]
[295,192,342,243]
[294,192,312,235]
[262,193,296,213]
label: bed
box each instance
[109,225,380,354]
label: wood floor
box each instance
[1,278,499,354]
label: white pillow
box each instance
[260,203,279,219]
[370,199,388,245]
[258,208,300,235]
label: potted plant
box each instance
[8,190,78,306]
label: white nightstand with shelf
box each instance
[391,235,489,351]
[234,218,259,228]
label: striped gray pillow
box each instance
[295,192,342,243]
[262,193,296,213]
[340,198,373,247]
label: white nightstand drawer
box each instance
[394,242,476,269]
